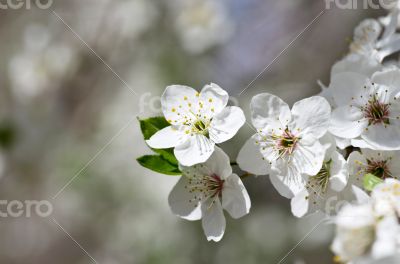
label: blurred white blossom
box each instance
[8,24,77,101]
[171,0,234,54]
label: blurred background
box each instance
[0,0,385,263]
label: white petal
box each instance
[371,67,400,89]
[347,151,366,189]
[250,93,291,131]
[291,189,310,218]
[320,132,337,157]
[336,203,374,228]
[329,105,368,139]
[200,83,229,116]
[361,123,400,150]
[371,216,399,259]
[161,85,199,125]
[289,96,331,139]
[292,138,325,176]
[351,185,370,204]
[334,136,352,150]
[269,171,305,199]
[329,72,368,106]
[201,146,232,180]
[331,54,381,77]
[237,135,270,176]
[168,177,202,221]
[146,125,188,149]
[201,199,226,242]
[209,106,245,144]
[222,174,251,219]
[174,135,215,166]
[329,151,349,192]
[351,138,376,149]
[318,81,337,107]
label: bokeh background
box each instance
[0,0,385,263]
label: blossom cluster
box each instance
[137,7,400,263]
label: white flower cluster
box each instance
[147,83,247,241]
[332,179,400,264]
[143,7,400,261]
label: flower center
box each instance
[186,174,224,206]
[192,119,210,137]
[308,159,332,195]
[362,96,390,125]
[366,159,391,179]
[273,129,299,157]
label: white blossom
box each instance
[147,83,245,166]
[371,178,400,217]
[331,179,400,263]
[291,134,350,217]
[8,24,76,101]
[331,203,377,263]
[168,147,250,242]
[171,0,234,54]
[238,93,331,197]
[329,67,400,150]
[348,149,400,191]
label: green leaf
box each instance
[154,149,178,166]
[138,116,179,166]
[139,117,170,140]
[137,155,181,176]
[363,173,384,191]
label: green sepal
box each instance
[363,173,383,191]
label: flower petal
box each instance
[292,137,325,176]
[146,125,188,149]
[371,67,400,89]
[174,135,215,166]
[329,72,368,106]
[334,136,351,150]
[331,54,381,77]
[351,138,376,149]
[168,176,202,221]
[161,85,199,125]
[250,93,291,131]
[290,96,331,139]
[237,135,270,176]
[329,105,368,139]
[371,216,399,259]
[269,171,305,199]
[291,189,310,218]
[347,151,366,189]
[351,185,370,204]
[329,151,349,192]
[179,147,232,181]
[201,199,226,242]
[203,146,232,180]
[209,106,245,144]
[222,174,251,219]
[200,83,229,116]
[361,123,400,150]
